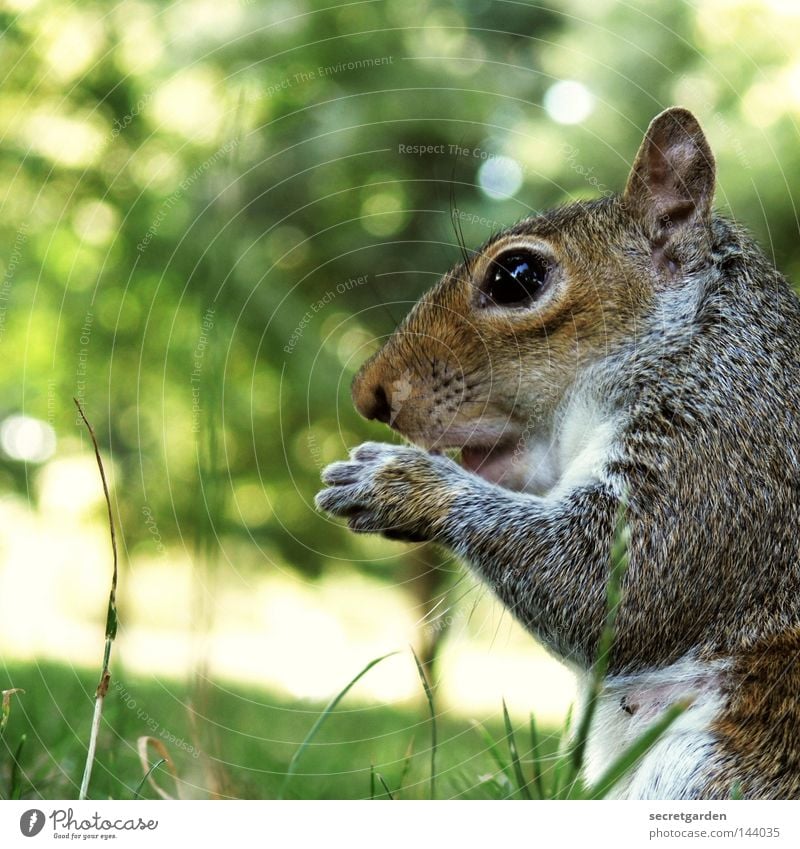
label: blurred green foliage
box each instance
[2,0,800,581]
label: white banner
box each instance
[1,800,798,848]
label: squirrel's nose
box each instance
[357,384,392,423]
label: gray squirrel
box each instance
[315,108,800,799]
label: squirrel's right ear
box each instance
[623,107,715,242]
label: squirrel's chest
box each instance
[520,399,619,497]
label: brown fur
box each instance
[708,632,800,798]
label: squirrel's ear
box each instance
[623,107,715,240]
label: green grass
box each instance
[0,660,562,800]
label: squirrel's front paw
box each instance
[315,442,463,542]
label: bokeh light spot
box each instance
[0,415,56,463]
[544,80,595,124]
[477,155,524,200]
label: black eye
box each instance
[480,250,552,308]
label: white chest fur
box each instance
[518,393,619,498]
[553,397,618,496]
[581,656,728,799]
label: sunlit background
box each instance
[2,0,800,799]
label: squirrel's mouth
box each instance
[429,437,524,489]
[459,443,520,486]
[411,420,530,489]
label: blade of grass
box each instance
[528,713,545,800]
[133,758,166,800]
[587,699,691,799]
[411,647,437,800]
[448,770,473,799]
[376,772,395,799]
[502,700,532,799]
[136,737,181,800]
[551,704,573,798]
[279,651,398,798]
[9,734,26,800]
[369,764,375,800]
[470,720,514,785]
[397,735,415,796]
[74,399,119,802]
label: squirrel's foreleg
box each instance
[317,440,618,668]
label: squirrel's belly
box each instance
[581,656,729,799]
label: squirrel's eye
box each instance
[480,250,552,308]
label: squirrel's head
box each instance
[351,107,716,488]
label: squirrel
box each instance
[315,107,800,800]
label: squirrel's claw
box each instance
[348,441,388,462]
[314,482,365,517]
[320,461,362,486]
